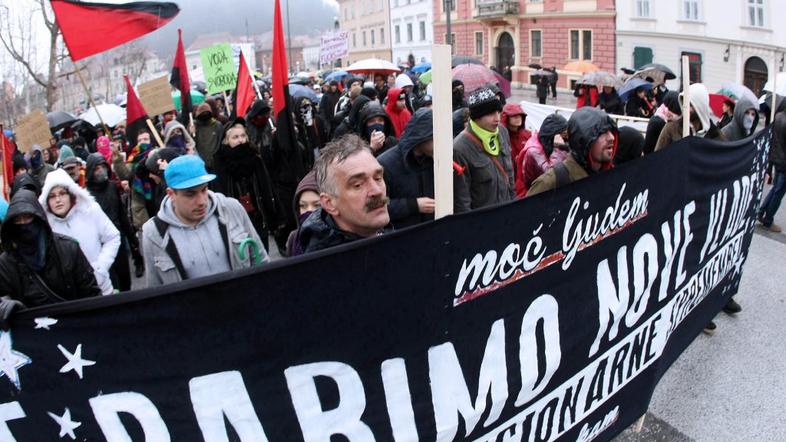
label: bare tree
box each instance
[0,0,64,112]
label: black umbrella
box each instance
[528,63,542,70]
[451,55,483,68]
[636,63,676,80]
[620,67,636,75]
[46,111,78,131]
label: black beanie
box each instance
[12,155,28,174]
[468,86,503,120]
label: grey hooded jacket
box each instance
[142,190,268,287]
[720,97,760,141]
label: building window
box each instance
[419,21,426,41]
[343,7,348,20]
[445,33,456,54]
[635,0,651,17]
[633,46,653,69]
[682,51,702,83]
[371,30,375,46]
[748,0,764,27]
[407,23,413,42]
[682,0,699,20]
[395,25,401,43]
[363,31,367,47]
[569,30,592,60]
[531,30,541,58]
[381,28,385,44]
[444,0,455,12]
[475,31,483,55]
[353,33,357,48]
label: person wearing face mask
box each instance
[193,103,224,172]
[293,96,324,165]
[643,91,682,155]
[0,189,101,326]
[85,153,136,292]
[163,120,196,155]
[357,101,398,157]
[721,97,760,141]
[245,99,275,165]
[26,144,55,186]
[385,87,412,138]
[655,83,725,152]
[213,118,282,251]
[39,169,121,296]
[517,113,569,198]
[320,80,342,138]
[285,171,320,257]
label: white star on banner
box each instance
[47,407,81,439]
[34,317,58,330]
[0,331,31,390]
[58,344,95,380]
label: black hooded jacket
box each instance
[298,208,390,254]
[377,108,434,228]
[567,107,618,174]
[0,189,101,307]
[10,173,41,199]
[357,101,398,156]
[333,95,373,139]
[643,91,681,155]
[85,153,127,233]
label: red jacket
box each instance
[501,103,531,177]
[515,131,568,197]
[385,87,412,138]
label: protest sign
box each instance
[138,75,174,116]
[0,130,769,441]
[320,31,349,64]
[14,110,52,153]
[201,43,236,94]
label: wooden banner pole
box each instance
[145,118,165,148]
[771,55,778,126]
[432,44,453,219]
[70,56,111,135]
[682,55,691,138]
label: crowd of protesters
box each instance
[0,60,784,335]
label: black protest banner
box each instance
[0,130,769,441]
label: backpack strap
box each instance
[553,162,570,190]
[153,216,188,281]
[217,220,232,268]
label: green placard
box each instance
[200,43,237,94]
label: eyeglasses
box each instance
[48,191,70,201]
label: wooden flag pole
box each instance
[70,56,111,136]
[771,55,778,126]
[432,44,453,219]
[681,55,691,138]
[145,118,165,148]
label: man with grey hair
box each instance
[298,134,391,253]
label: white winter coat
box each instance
[39,169,121,295]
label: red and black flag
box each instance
[124,75,151,146]
[170,28,192,124]
[234,51,257,118]
[51,0,179,61]
[272,0,305,180]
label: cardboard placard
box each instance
[15,110,52,153]
[138,76,175,116]
[200,43,237,94]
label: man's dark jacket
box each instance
[377,108,434,228]
[0,190,101,307]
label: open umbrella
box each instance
[452,63,498,97]
[618,78,653,102]
[563,61,599,74]
[47,111,78,131]
[78,103,126,127]
[718,82,759,108]
[171,90,205,111]
[492,71,511,98]
[452,55,483,67]
[577,71,620,88]
[288,84,318,102]
[346,58,400,75]
[528,63,542,70]
[632,63,676,87]
[411,63,431,74]
[637,63,676,79]
[532,69,555,77]
[325,70,349,82]
[419,70,433,85]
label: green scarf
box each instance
[470,120,500,156]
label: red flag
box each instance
[271,0,306,237]
[1,132,12,200]
[125,75,150,146]
[51,0,179,61]
[235,52,256,118]
[170,29,192,122]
